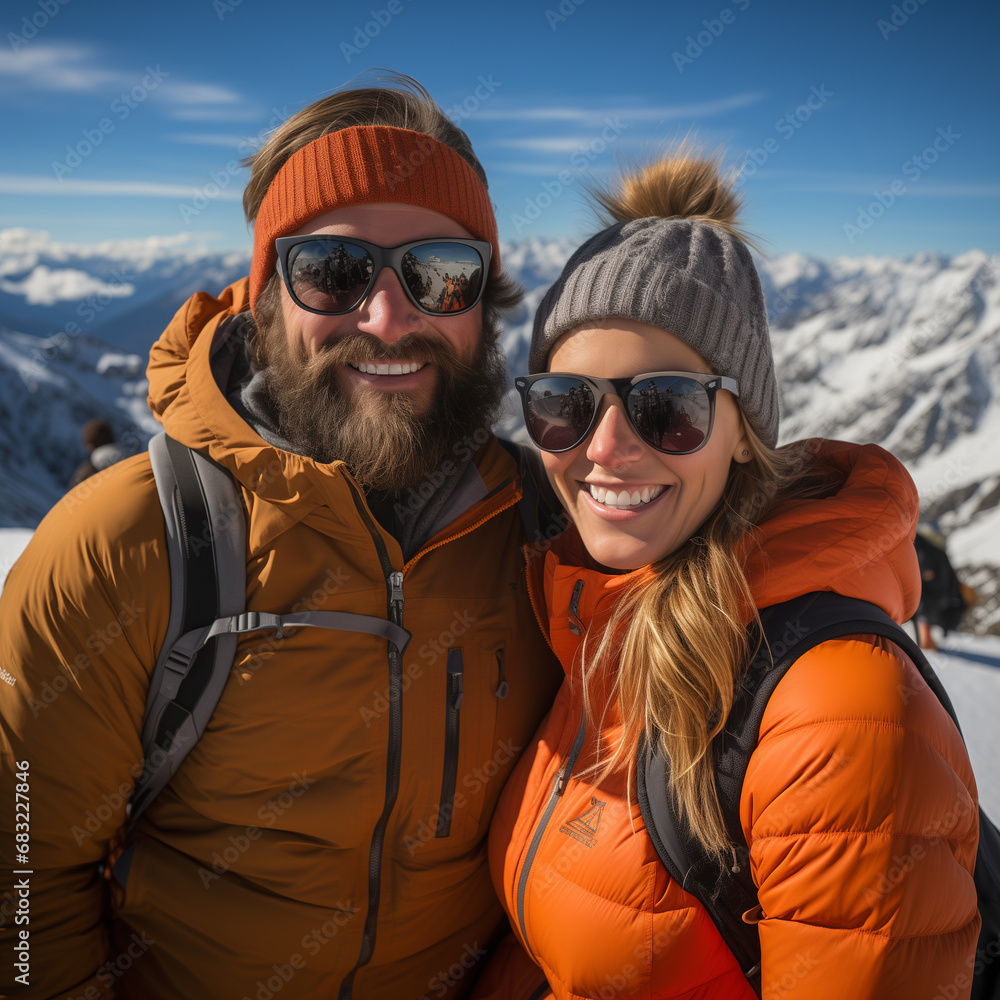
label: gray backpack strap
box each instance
[127,432,248,830]
[127,435,414,837]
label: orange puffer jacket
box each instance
[0,279,562,999]
[479,441,981,1000]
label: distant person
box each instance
[914,520,972,650]
[67,417,127,488]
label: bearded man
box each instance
[0,78,560,1000]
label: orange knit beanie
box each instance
[250,125,500,316]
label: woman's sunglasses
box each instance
[514,371,740,455]
[275,236,492,317]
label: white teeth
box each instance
[588,484,667,508]
[349,361,426,376]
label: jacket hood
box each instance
[146,278,519,561]
[532,438,921,671]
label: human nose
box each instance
[584,398,646,468]
[353,266,421,344]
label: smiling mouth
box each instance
[348,361,428,376]
[587,484,667,508]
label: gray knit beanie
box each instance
[529,216,779,448]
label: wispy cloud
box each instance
[169,133,250,148]
[0,175,242,200]
[156,83,242,106]
[0,43,123,92]
[0,43,252,121]
[167,107,267,123]
[477,93,764,124]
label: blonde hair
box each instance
[573,151,825,858]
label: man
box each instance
[0,78,560,999]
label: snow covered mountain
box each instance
[1,229,997,632]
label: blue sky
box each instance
[1,0,997,260]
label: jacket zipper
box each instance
[339,485,406,1000]
[402,480,518,574]
[515,707,587,962]
[436,648,464,838]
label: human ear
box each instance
[732,421,753,464]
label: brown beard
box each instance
[248,305,508,492]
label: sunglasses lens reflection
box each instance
[525,377,597,451]
[627,377,709,453]
[286,240,485,315]
[288,240,373,313]
[524,375,712,454]
[402,242,485,313]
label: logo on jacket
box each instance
[559,796,606,848]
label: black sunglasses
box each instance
[275,235,491,317]
[515,371,740,455]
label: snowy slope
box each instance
[0,230,997,630]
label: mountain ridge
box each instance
[2,228,996,632]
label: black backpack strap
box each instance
[496,437,566,546]
[127,432,249,830]
[636,733,762,989]
[638,590,973,997]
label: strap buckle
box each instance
[232,612,284,639]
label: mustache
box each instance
[310,332,477,377]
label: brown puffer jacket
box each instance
[0,278,562,999]
[475,441,981,1000]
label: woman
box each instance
[474,154,980,999]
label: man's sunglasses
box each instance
[514,371,740,455]
[275,235,492,317]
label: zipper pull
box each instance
[447,653,464,710]
[568,579,585,636]
[494,648,508,699]
[389,571,404,625]
[556,766,570,795]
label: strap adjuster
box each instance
[232,612,284,639]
